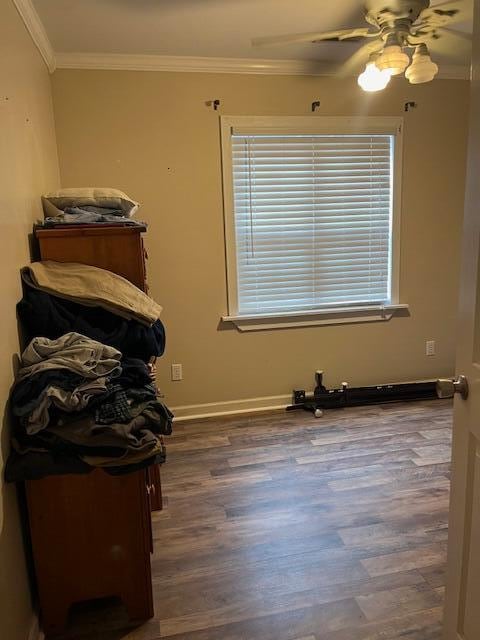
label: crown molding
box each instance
[12,0,56,73]
[55,52,469,79]
[55,53,341,76]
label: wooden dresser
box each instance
[35,225,148,289]
[25,225,162,636]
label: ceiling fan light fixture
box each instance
[375,44,410,76]
[375,33,410,76]
[405,43,439,84]
[358,58,391,92]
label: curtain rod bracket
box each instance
[206,99,221,111]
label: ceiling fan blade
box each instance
[426,0,464,8]
[252,28,375,48]
[420,12,470,28]
[312,28,379,42]
[425,30,471,60]
[411,24,472,44]
[337,39,384,78]
[420,0,470,23]
[435,26,472,41]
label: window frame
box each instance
[220,116,407,331]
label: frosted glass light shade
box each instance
[375,45,410,75]
[405,45,439,84]
[357,62,391,92]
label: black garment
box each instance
[5,449,92,481]
[4,449,166,482]
[17,286,165,361]
[12,429,132,459]
[11,368,85,417]
[125,384,158,405]
[117,358,152,388]
[65,205,125,216]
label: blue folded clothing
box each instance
[43,205,141,226]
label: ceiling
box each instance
[32,0,473,70]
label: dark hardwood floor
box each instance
[59,399,452,640]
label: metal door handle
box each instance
[436,375,469,400]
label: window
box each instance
[221,117,406,331]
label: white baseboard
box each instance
[171,393,294,421]
[27,613,43,640]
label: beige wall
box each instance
[0,2,59,638]
[51,70,469,413]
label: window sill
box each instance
[221,304,409,332]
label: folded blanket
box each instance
[23,261,162,326]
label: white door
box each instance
[443,1,480,638]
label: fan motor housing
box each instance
[365,0,430,28]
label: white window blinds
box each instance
[231,133,394,316]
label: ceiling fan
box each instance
[252,0,470,91]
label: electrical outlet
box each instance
[426,340,436,356]
[171,363,183,381]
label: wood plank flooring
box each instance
[58,399,453,640]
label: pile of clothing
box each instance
[40,187,144,227]
[6,261,173,482]
[18,261,165,361]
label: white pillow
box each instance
[42,187,140,218]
